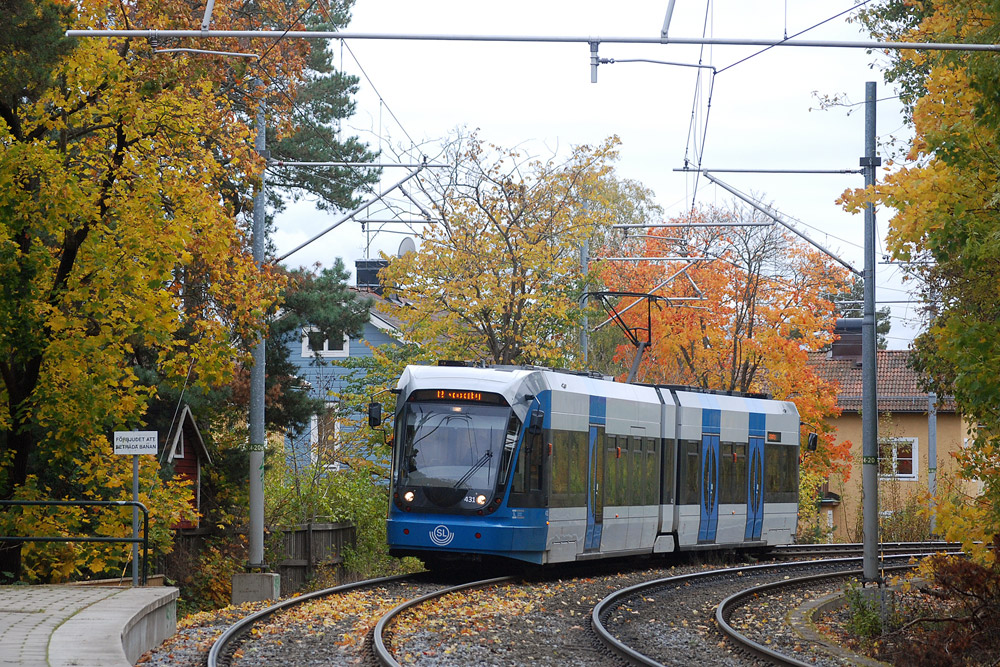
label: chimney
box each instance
[356,259,389,295]
[830,318,863,363]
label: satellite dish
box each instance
[398,237,416,257]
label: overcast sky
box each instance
[270,0,921,349]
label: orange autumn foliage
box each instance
[594,204,853,483]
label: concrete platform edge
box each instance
[787,589,889,667]
[48,586,178,667]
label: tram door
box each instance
[745,435,765,540]
[584,424,604,551]
[698,432,720,541]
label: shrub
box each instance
[889,541,1000,666]
[843,578,896,639]
[170,533,248,617]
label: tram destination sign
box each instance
[114,431,158,455]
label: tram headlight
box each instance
[403,491,415,503]
[475,494,487,506]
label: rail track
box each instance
[207,573,419,667]
[207,541,959,667]
[371,575,517,666]
[770,540,961,560]
[593,547,955,666]
[715,562,913,667]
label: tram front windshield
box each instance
[396,400,519,507]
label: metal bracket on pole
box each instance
[583,291,668,382]
[275,166,425,262]
[590,42,600,83]
[661,0,678,40]
[201,1,216,34]
[702,172,862,277]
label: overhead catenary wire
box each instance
[676,167,862,174]
[256,0,322,66]
[284,2,435,257]
[270,161,447,168]
[275,166,425,262]
[74,8,961,345]
[682,0,717,207]
[341,41,420,155]
[716,0,875,74]
[703,173,861,276]
[683,2,879,211]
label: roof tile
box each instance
[806,350,955,413]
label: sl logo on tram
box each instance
[429,525,454,546]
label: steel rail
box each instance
[590,554,936,666]
[373,575,516,667]
[776,541,958,550]
[207,573,415,667]
[772,541,961,556]
[715,564,914,666]
[772,546,962,560]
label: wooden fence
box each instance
[278,522,356,595]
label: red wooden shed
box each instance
[166,404,211,530]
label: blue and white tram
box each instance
[385,363,800,565]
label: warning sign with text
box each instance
[114,431,158,455]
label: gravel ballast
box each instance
[137,557,872,666]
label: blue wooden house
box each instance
[284,260,402,471]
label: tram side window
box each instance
[617,437,629,506]
[642,438,656,504]
[764,443,798,504]
[568,430,587,502]
[550,429,571,507]
[629,436,642,505]
[550,429,587,508]
[612,434,632,507]
[604,435,619,506]
[720,442,747,504]
[617,436,630,506]
[678,440,701,505]
[510,428,546,508]
[661,439,676,504]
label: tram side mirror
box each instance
[368,402,382,429]
[807,432,818,452]
[527,409,544,436]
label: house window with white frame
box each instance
[879,436,918,481]
[309,402,341,468]
[301,326,350,359]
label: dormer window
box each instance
[301,326,350,358]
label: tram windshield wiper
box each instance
[453,450,493,488]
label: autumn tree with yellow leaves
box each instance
[848,0,1000,564]
[837,4,1000,659]
[381,133,622,367]
[0,0,370,583]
